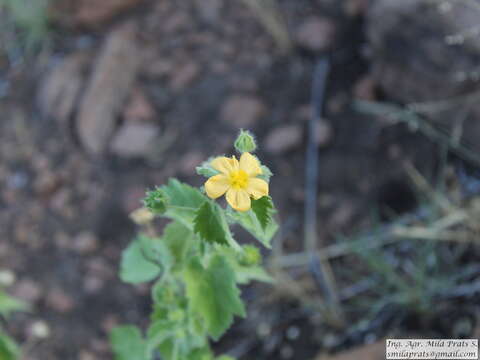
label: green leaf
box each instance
[184,256,245,340]
[146,319,176,353]
[0,291,29,318]
[194,202,229,246]
[110,326,150,360]
[0,332,19,360]
[162,179,209,227]
[220,247,273,285]
[161,221,194,268]
[229,209,278,248]
[120,237,164,284]
[251,196,274,230]
[196,157,220,178]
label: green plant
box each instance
[0,273,29,360]
[110,131,278,360]
[0,0,50,52]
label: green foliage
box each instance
[0,0,50,52]
[0,287,28,360]
[194,202,230,246]
[0,331,19,360]
[184,256,245,340]
[196,158,220,178]
[0,291,28,318]
[258,165,273,183]
[228,207,278,248]
[144,188,168,215]
[120,235,166,284]
[111,132,278,360]
[162,179,209,227]
[251,196,274,230]
[111,326,149,360]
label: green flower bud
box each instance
[143,187,168,214]
[239,245,261,266]
[234,130,257,153]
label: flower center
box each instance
[229,170,249,189]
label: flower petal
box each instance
[239,152,262,177]
[205,174,230,199]
[246,178,269,200]
[226,188,251,212]
[211,156,239,175]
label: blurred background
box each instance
[1,0,480,359]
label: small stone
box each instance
[313,119,333,147]
[221,95,266,128]
[169,62,200,91]
[84,276,104,294]
[110,123,159,158]
[33,171,61,197]
[73,231,98,254]
[28,321,51,339]
[46,289,75,313]
[123,88,155,122]
[295,16,336,52]
[264,125,303,154]
[79,351,97,360]
[0,270,15,287]
[12,279,43,303]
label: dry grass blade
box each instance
[240,0,292,53]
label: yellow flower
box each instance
[205,152,269,212]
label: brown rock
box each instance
[264,125,303,154]
[76,21,141,155]
[169,62,200,92]
[221,95,266,128]
[38,51,91,123]
[110,123,159,158]
[53,0,145,28]
[46,288,75,313]
[79,351,98,360]
[295,17,336,52]
[123,88,155,122]
[73,231,98,254]
[33,170,61,197]
[84,276,104,294]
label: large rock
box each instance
[367,0,480,155]
[52,0,145,28]
[76,21,141,155]
[38,51,92,124]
